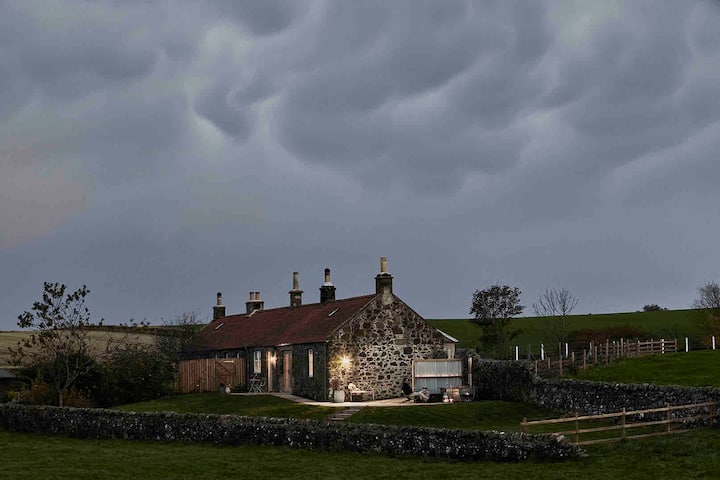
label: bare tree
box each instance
[532,288,579,347]
[693,281,720,342]
[692,281,720,311]
[155,311,203,363]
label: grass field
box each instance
[0,329,157,367]
[2,424,718,479]
[429,308,710,350]
[568,350,720,387]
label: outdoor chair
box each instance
[347,383,375,401]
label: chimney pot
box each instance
[213,292,226,320]
[289,272,303,307]
[320,267,336,303]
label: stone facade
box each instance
[327,296,446,399]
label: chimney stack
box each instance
[375,256,393,302]
[289,271,303,307]
[213,292,226,320]
[246,291,264,314]
[319,268,336,303]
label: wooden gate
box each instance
[175,358,245,393]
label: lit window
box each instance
[308,349,314,378]
[253,350,262,373]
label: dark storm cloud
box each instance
[1,0,720,330]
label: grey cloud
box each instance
[211,0,305,36]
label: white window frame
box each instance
[253,350,262,374]
[308,349,314,378]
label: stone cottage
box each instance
[191,257,454,401]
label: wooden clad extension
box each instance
[175,358,245,393]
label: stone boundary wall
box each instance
[0,404,581,462]
[475,360,720,418]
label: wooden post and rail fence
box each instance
[531,338,679,377]
[521,401,718,446]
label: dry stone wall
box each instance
[328,296,446,399]
[0,404,582,462]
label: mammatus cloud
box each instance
[0,1,719,329]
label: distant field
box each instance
[0,329,157,368]
[429,308,709,350]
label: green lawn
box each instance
[2,428,719,479]
[115,393,334,421]
[568,350,720,387]
[348,400,554,432]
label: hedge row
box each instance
[475,360,720,419]
[0,404,581,462]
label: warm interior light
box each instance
[341,356,350,367]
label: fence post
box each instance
[713,336,716,350]
[515,345,519,361]
[605,339,610,364]
[666,403,671,433]
[571,351,576,370]
[685,337,689,353]
[583,350,587,370]
[522,417,528,434]
[541,343,545,360]
[575,412,580,445]
[661,339,665,354]
[621,407,626,440]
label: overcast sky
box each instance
[1,1,719,330]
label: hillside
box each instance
[0,328,157,368]
[429,308,710,350]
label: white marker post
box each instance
[515,345,519,361]
[685,337,689,353]
[540,343,545,361]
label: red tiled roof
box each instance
[193,295,376,352]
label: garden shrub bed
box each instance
[0,404,581,462]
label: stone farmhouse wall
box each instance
[328,296,446,399]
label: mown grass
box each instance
[429,308,709,349]
[1,427,719,479]
[115,393,335,421]
[568,350,720,387]
[347,400,555,432]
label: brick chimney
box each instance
[375,256,393,303]
[213,292,226,320]
[245,291,264,314]
[289,271,303,307]
[319,268,336,303]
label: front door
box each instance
[282,351,292,393]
